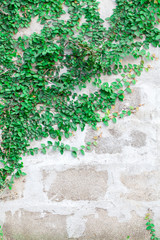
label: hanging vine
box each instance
[0,0,160,189]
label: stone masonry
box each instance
[0,0,160,239]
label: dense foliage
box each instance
[0,0,160,189]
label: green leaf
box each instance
[156,35,160,40]
[113,113,118,117]
[72,151,77,158]
[47,141,53,146]
[72,147,78,152]
[112,118,117,123]
[65,132,70,138]
[127,111,131,116]
[146,226,151,230]
[80,145,85,149]
[0,0,158,191]
[103,121,109,126]
[80,149,85,155]
[119,113,124,118]
[131,26,137,30]
[65,144,70,150]
[41,148,46,154]
[150,224,155,227]
[53,145,57,151]
[132,79,136,84]
[93,141,97,146]
[126,88,132,93]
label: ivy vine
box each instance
[0,0,160,189]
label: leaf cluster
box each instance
[0,0,160,189]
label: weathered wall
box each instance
[0,0,160,239]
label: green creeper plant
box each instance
[0,0,160,189]
[145,214,160,240]
[124,214,160,240]
[0,226,3,240]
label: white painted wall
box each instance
[0,1,160,239]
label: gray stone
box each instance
[121,170,160,201]
[0,177,25,201]
[3,210,67,240]
[130,130,147,148]
[82,209,150,240]
[43,167,108,201]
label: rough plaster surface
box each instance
[0,0,160,239]
[43,167,108,201]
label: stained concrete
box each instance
[121,170,160,201]
[43,167,108,201]
[1,0,160,239]
[3,210,67,240]
[82,210,151,240]
[0,177,25,201]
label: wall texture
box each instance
[0,0,160,239]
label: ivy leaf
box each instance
[53,146,57,151]
[72,147,78,152]
[80,149,85,155]
[131,26,137,30]
[65,144,70,150]
[47,141,53,146]
[127,111,131,116]
[0,0,158,190]
[41,148,46,154]
[72,151,77,158]
[146,226,151,230]
[126,88,132,93]
[156,35,160,40]
[119,114,124,118]
[112,118,117,123]
[80,145,85,149]
[113,113,118,117]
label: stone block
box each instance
[121,170,160,201]
[43,167,108,201]
[84,123,147,155]
[0,177,25,201]
[82,209,150,240]
[3,210,67,240]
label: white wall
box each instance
[0,0,160,239]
